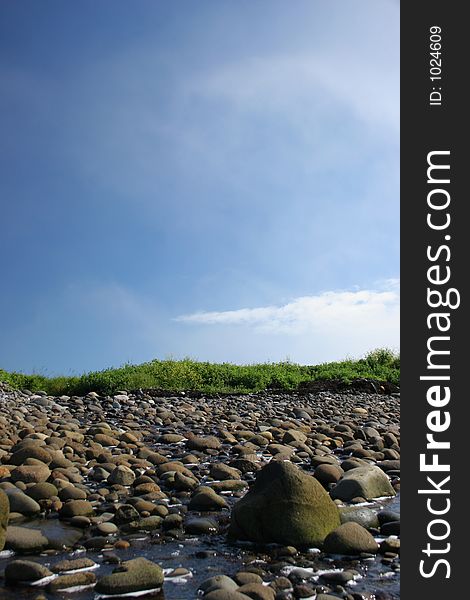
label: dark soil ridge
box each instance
[1,376,400,399]
[134,377,400,399]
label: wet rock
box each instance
[95,557,164,595]
[189,486,229,511]
[199,574,239,593]
[234,572,264,585]
[211,462,242,481]
[380,521,400,536]
[5,525,49,553]
[229,461,340,547]
[47,571,97,592]
[293,583,316,598]
[323,522,379,555]
[380,536,400,554]
[97,521,118,535]
[339,506,380,529]
[185,517,219,535]
[122,515,163,532]
[114,504,140,524]
[205,592,253,600]
[238,582,276,600]
[210,480,248,493]
[377,510,400,525]
[52,557,97,573]
[4,559,53,583]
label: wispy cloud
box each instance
[191,51,398,135]
[176,280,400,338]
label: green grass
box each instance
[0,348,399,396]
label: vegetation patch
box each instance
[0,348,399,396]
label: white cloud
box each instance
[176,280,399,340]
[190,50,399,136]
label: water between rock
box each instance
[0,494,399,600]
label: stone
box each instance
[94,433,120,446]
[5,525,49,553]
[5,490,41,516]
[185,517,219,535]
[211,462,242,481]
[210,480,248,493]
[238,582,276,600]
[47,572,97,592]
[114,504,140,524]
[379,536,400,554]
[5,559,53,583]
[339,506,380,529]
[52,557,97,573]
[97,521,118,535]
[11,464,51,484]
[229,461,340,547]
[121,516,163,532]
[188,486,229,511]
[314,464,343,485]
[204,592,252,600]
[95,557,164,595]
[186,435,222,451]
[10,445,52,466]
[199,574,239,593]
[0,489,10,550]
[173,471,199,491]
[108,465,136,486]
[26,482,59,500]
[234,572,264,586]
[58,486,87,501]
[282,430,307,444]
[59,499,95,519]
[323,522,379,554]
[331,466,396,501]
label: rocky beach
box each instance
[0,381,400,600]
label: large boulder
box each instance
[0,489,9,550]
[229,461,340,547]
[330,466,396,501]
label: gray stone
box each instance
[95,557,164,595]
[331,466,396,501]
[5,559,53,583]
[5,490,41,516]
[323,522,379,554]
[5,525,49,553]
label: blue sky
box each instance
[0,0,399,375]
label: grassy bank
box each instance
[0,349,399,396]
